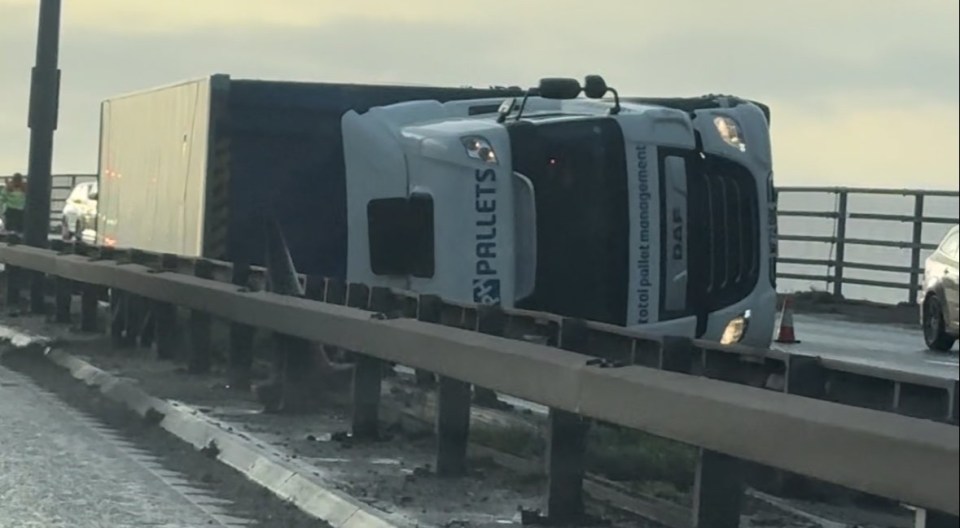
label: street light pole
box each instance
[24,0,63,314]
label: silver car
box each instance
[920,224,959,351]
[61,181,98,242]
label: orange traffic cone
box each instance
[775,296,800,344]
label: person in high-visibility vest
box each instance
[1,173,27,233]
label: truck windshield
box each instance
[507,117,629,325]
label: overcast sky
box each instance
[1,0,958,190]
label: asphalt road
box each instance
[0,364,236,528]
[778,314,959,380]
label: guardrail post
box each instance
[660,335,698,374]
[28,268,47,315]
[833,190,848,298]
[49,239,71,323]
[138,305,155,349]
[321,279,351,363]
[54,275,71,323]
[786,355,827,398]
[474,305,506,408]
[107,250,136,347]
[2,235,23,310]
[79,283,98,332]
[188,259,213,374]
[4,266,21,309]
[908,194,925,305]
[546,318,591,523]
[125,294,146,348]
[659,336,745,527]
[414,296,439,387]
[272,334,314,413]
[109,287,128,347]
[228,261,254,389]
[255,258,316,413]
[693,449,744,528]
[952,380,958,424]
[153,254,179,360]
[436,375,471,477]
[546,410,590,521]
[154,301,177,361]
[750,355,827,496]
[420,294,470,476]
[72,243,98,332]
[127,251,155,348]
[351,283,383,440]
[915,509,959,528]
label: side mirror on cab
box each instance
[538,78,582,100]
[583,74,621,115]
[583,75,608,99]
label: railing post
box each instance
[660,336,744,527]
[227,261,254,389]
[419,294,470,477]
[414,296,439,387]
[319,279,350,363]
[352,353,383,439]
[915,509,959,528]
[4,265,21,310]
[751,355,827,496]
[693,449,744,528]
[546,408,590,521]
[833,190,848,298]
[28,269,47,315]
[54,275,71,323]
[137,304,156,349]
[79,284,98,332]
[660,335,698,374]
[474,305,505,408]
[73,243,99,332]
[347,284,380,440]
[109,288,127,347]
[153,301,177,360]
[124,294,146,347]
[152,254,179,360]
[188,259,213,374]
[909,194,925,305]
[435,375,471,477]
[546,318,590,523]
[952,379,958,424]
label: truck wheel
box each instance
[923,295,956,351]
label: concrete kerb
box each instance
[24,345,412,528]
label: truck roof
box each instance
[101,74,525,104]
[621,95,771,124]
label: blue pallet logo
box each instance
[472,278,501,305]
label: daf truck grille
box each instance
[689,156,761,311]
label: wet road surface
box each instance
[0,364,232,528]
[778,314,958,380]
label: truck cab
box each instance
[344,77,777,347]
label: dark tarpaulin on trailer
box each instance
[222,80,522,278]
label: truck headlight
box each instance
[461,136,498,165]
[713,116,746,152]
[720,310,751,345]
